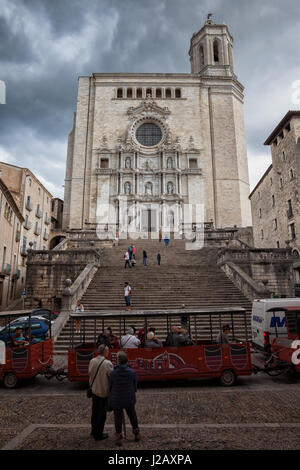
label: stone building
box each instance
[249,110,300,285]
[63,17,252,236]
[0,162,53,294]
[0,177,24,308]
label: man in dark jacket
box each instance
[109,351,140,446]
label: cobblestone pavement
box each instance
[0,373,299,450]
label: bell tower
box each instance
[189,14,235,77]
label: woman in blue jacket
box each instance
[109,351,140,446]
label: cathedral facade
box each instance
[63,18,252,236]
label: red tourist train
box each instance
[68,308,253,387]
[0,310,53,388]
[1,306,299,388]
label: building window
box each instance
[261,229,264,240]
[213,39,219,62]
[259,208,262,218]
[290,223,296,240]
[156,88,162,98]
[175,89,181,98]
[280,177,283,189]
[277,241,280,248]
[100,158,109,169]
[282,151,286,161]
[290,168,295,180]
[166,88,171,99]
[199,44,204,66]
[28,178,32,187]
[272,195,275,207]
[135,123,162,147]
[127,88,132,98]
[38,187,40,195]
[117,88,123,98]
[137,88,142,98]
[287,199,293,218]
[279,130,284,139]
[146,88,152,98]
[189,159,198,169]
[2,246,6,271]
[22,236,27,255]
[274,218,278,230]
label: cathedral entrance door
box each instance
[141,209,157,233]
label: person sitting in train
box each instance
[96,331,112,349]
[165,326,180,346]
[120,327,140,349]
[144,331,162,348]
[105,327,120,349]
[12,328,29,347]
[178,327,194,346]
[138,326,156,346]
[216,324,231,344]
[24,328,42,344]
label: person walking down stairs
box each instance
[142,250,147,267]
[124,282,132,311]
[157,252,161,266]
[124,251,131,269]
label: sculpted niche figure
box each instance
[145,182,153,196]
[167,182,174,194]
[124,182,131,195]
[125,157,131,169]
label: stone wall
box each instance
[24,249,100,310]
[218,248,295,298]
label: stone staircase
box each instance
[54,238,252,354]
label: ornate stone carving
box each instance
[127,97,170,121]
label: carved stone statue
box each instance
[145,182,153,195]
[167,182,174,194]
[125,157,131,169]
[124,182,131,194]
[167,157,173,169]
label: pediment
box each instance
[127,98,170,120]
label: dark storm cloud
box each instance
[0,0,300,197]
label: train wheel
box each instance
[219,369,236,387]
[3,372,18,389]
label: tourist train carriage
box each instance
[269,307,300,374]
[68,307,252,386]
[0,310,53,388]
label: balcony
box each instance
[43,231,49,241]
[0,264,11,276]
[34,226,41,236]
[26,200,33,211]
[44,215,51,225]
[36,208,42,218]
[24,220,32,230]
[12,269,20,280]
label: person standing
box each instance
[74,300,84,333]
[109,351,141,446]
[124,282,132,310]
[157,252,161,266]
[164,237,170,248]
[128,244,133,261]
[88,344,113,441]
[142,250,147,266]
[124,251,131,269]
[132,245,136,261]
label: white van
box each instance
[251,298,300,350]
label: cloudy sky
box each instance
[1,0,300,199]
